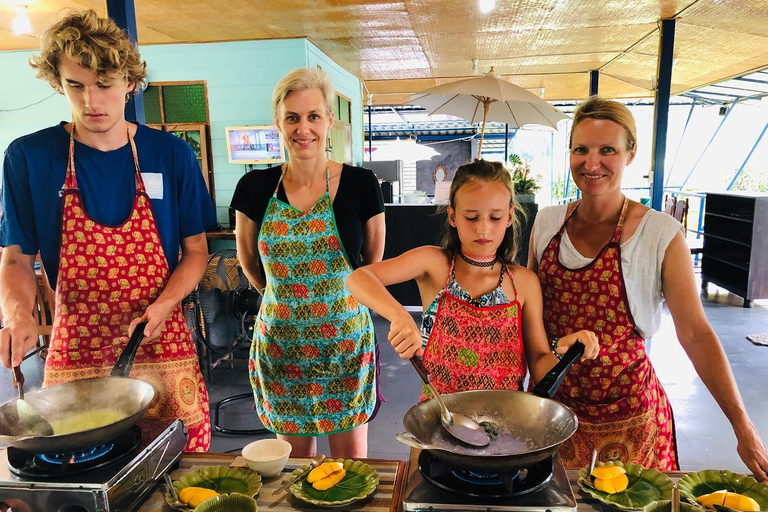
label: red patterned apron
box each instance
[538,198,678,470]
[43,124,211,452]
[420,261,525,401]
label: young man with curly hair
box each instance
[0,10,215,451]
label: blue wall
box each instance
[0,38,363,226]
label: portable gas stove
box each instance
[0,418,187,512]
[403,448,577,512]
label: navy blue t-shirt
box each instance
[0,122,217,289]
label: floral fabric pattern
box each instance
[420,260,525,400]
[250,167,376,436]
[538,198,678,470]
[44,128,211,452]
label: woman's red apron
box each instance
[537,199,678,470]
[420,261,526,400]
[42,124,211,452]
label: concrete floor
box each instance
[3,282,767,474]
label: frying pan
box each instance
[0,322,157,453]
[396,342,583,472]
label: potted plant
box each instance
[508,154,540,202]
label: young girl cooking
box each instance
[347,159,599,397]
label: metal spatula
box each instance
[12,365,54,437]
[410,356,491,447]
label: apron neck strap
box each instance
[557,196,629,243]
[65,122,143,192]
[274,162,332,198]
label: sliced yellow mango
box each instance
[178,486,219,508]
[696,490,760,511]
[307,461,346,490]
[591,465,627,480]
[594,472,629,494]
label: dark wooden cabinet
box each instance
[701,192,768,307]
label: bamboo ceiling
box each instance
[1,0,767,105]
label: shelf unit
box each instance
[701,192,768,307]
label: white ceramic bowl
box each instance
[241,439,292,478]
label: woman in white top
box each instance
[528,97,768,480]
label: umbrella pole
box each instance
[478,101,490,155]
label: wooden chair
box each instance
[32,255,54,358]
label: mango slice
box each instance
[178,486,219,508]
[591,465,628,494]
[591,466,627,480]
[696,490,760,511]
[307,461,347,491]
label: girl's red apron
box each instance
[42,125,211,452]
[420,261,526,400]
[537,199,678,470]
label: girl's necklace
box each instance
[458,250,497,268]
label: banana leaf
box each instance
[677,469,768,509]
[290,458,379,506]
[166,466,262,511]
[578,461,675,510]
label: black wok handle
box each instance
[111,321,148,377]
[12,366,25,400]
[532,341,585,398]
[409,356,432,385]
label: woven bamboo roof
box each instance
[2,0,767,105]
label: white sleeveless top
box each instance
[532,204,683,339]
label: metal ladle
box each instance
[12,365,53,437]
[409,356,490,447]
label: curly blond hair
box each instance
[29,10,147,96]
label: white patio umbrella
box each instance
[370,137,440,161]
[407,68,569,153]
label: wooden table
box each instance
[138,452,693,512]
[139,454,407,512]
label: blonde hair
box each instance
[441,159,524,265]
[272,67,335,117]
[29,10,147,96]
[570,97,637,151]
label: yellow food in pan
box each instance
[49,409,127,435]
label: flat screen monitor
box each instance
[225,125,286,165]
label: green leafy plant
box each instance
[508,154,540,195]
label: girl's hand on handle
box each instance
[388,312,423,359]
[556,330,600,361]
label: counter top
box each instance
[139,453,407,512]
[138,451,698,512]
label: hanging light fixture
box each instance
[13,5,32,35]
[478,0,495,14]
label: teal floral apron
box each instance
[249,165,377,436]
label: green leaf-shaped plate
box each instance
[677,469,768,509]
[643,500,700,512]
[289,458,379,507]
[578,461,675,510]
[165,466,262,511]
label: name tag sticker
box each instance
[142,173,164,200]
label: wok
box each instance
[396,342,583,472]
[0,322,157,453]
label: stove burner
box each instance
[37,442,116,466]
[418,451,553,498]
[451,468,520,486]
[7,425,143,479]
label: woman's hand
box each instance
[388,312,423,359]
[735,422,768,482]
[556,330,600,361]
